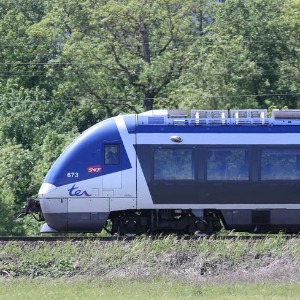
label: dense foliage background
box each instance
[0,0,300,235]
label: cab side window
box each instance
[104,145,120,165]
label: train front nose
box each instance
[39,198,68,232]
[39,183,109,233]
[40,197,109,233]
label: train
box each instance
[23,108,300,235]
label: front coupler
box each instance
[18,198,44,221]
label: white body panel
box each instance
[110,198,136,211]
[68,197,109,213]
[40,198,68,214]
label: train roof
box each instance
[136,109,300,126]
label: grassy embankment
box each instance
[1,235,300,299]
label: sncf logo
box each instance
[87,165,102,173]
[68,184,91,197]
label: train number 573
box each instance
[67,172,79,178]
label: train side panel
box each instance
[135,123,300,232]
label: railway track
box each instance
[0,236,126,242]
[0,234,296,242]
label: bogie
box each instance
[108,209,222,236]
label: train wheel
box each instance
[119,219,138,236]
[111,212,143,236]
[191,219,209,234]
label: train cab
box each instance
[38,117,134,232]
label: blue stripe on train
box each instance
[44,118,132,187]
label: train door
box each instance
[102,143,122,194]
[102,140,137,210]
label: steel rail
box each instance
[0,234,296,243]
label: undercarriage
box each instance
[107,209,222,235]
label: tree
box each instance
[0,0,55,91]
[0,142,33,206]
[29,0,206,112]
[276,0,300,108]
[173,0,300,111]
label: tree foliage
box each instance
[29,0,204,112]
[173,0,300,110]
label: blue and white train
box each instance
[25,109,300,234]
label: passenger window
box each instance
[104,145,120,165]
[261,149,300,180]
[207,149,249,181]
[154,148,194,180]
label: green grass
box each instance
[0,279,300,300]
